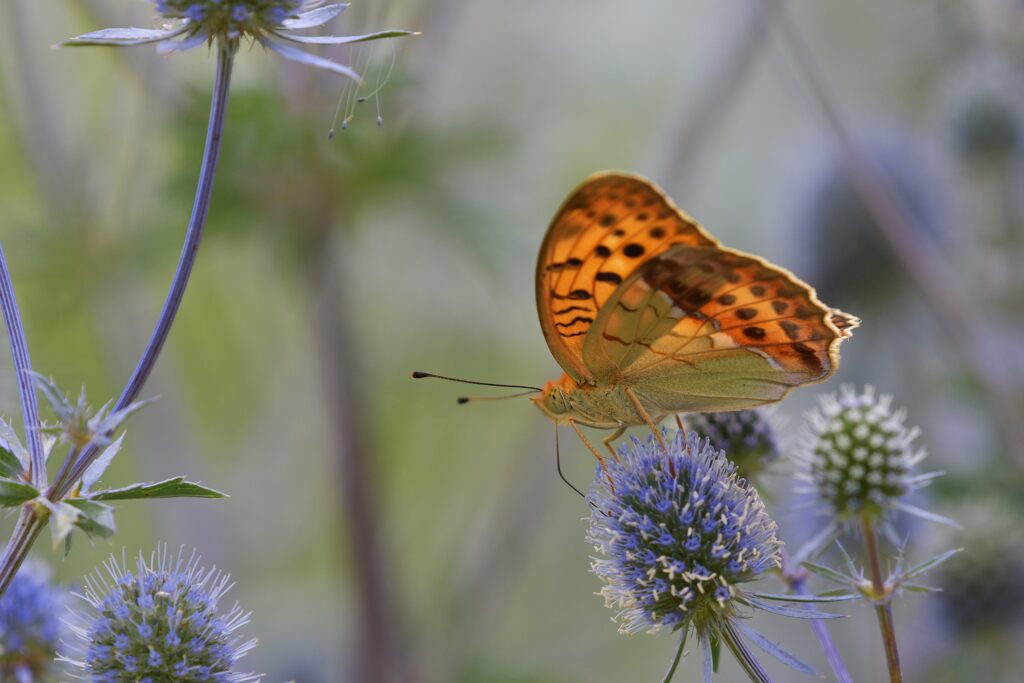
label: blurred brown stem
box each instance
[861,516,903,682]
[651,2,767,195]
[307,225,412,683]
[764,0,1024,467]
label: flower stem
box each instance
[661,629,688,683]
[0,507,45,595]
[862,516,903,683]
[0,41,236,600]
[0,245,45,487]
[721,620,773,683]
[52,42,236,500]
[780,549,853,683]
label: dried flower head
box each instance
[685,409,779,481]
[934,502,1024,636]
[0,564,64,681]
[587,431,781,635]
[795,385,935,525]
[784,128,951,308]
[937,56,1024,167]
[60,547,259,682]
[64,2,415,82]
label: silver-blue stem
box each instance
[0,245,46,487]
[53,42,236,500]
[0,40,236,598]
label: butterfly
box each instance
[417,172,857,466]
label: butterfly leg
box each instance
[601,426,626,463]
[674,414,688,441]
[569,419,616,491]
[624,387,669,454]
[568,419,608,468]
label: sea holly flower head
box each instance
[794,385,937,526]
[60,546,259,682]
[0,563,65,681]
[588,431,836,678]
[63,2,417,82]
[587,430,782,634]
[685,409,779,481]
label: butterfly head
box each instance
[531,375,579,423]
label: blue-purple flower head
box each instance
[794,385,933,524]
[587,431,781,635]
[154,0,303,38]
[0,563,65,680]
[63,2,417,83]
[60,547,259,682]
[685,409,779,481]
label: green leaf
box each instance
[802,561,855,585]
[0,445,24,480]
[91,477,227,501]
[273,29,419,45]
[903,584,941,593]
[903,548,962,580]
[80,434,124,494]
[749,592,857,603]
[38,499,80,551]
[835,540,860,576]
[738,624,817,676]
[281,3,349,30]
[62,26,187,47]
[745,597,842,619]
[0,479,39,507]
[0,418,29,472]
[65,499,116,539]
[259,38,362,82]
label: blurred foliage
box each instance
[0,0,1022,681]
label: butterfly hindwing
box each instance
[536,173,717,382]
[582,241,858,411]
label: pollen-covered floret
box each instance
[155,0,302,37]
[60,547,259,682]
[587,431,781,634]
[796,385,930,521]
[685,409,779,481]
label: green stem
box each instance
[661,629,688,683]
[721,620,772,683]
[861,516,903,683]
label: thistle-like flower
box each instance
[60,547,259,682]
[793,385,945,552]
[588,431,832,680]
[63,2,415,81]
[685,410,779,481]
[0,564,65,681]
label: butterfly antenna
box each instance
[457,390,537,404]
[411,371,542,393]
[555,424,586,499]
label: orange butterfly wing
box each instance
[535,172,717,383]
[537,173,858,412]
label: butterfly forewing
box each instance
[536,173,717,382]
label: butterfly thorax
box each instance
[532,373,650,429]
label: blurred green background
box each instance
[2,0,1024,681]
